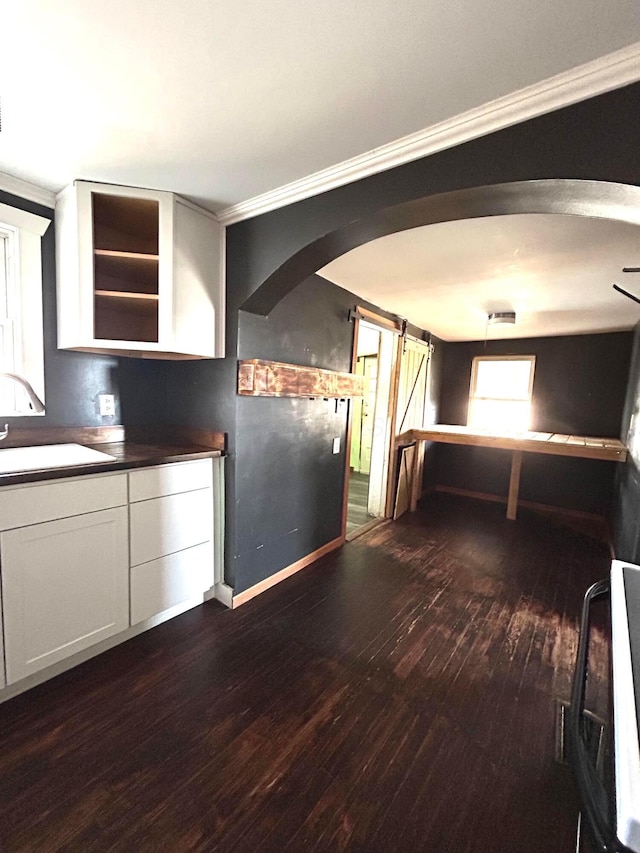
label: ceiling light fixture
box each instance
[487,311,516,325]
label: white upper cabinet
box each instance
[55,181,225,359]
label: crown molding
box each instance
[216,41,640,226]
[0,172,56,209]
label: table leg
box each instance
[507,450,523,520]
[410,440,422,512]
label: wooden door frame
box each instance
[341,308,402,538]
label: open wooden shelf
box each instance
[94,290,159,301]
[92,192,160,342]
[94,249,159,261]
[92,194,159,255]
[57,180,225,359]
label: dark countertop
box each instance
[0,441,223,489]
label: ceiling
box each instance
[3,3,640,343]
[2,1,640,218]
[320,214,640,341]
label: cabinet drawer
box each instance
[1,507,129,683]
[129,459,213,502]
[130,541,214,625]
[130,487,213,567]
[0,473,127,531]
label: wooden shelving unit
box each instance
[92,193,160,343]
[56,180,225,359]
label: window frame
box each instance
[0,200,50,416]
[468,354,536,432]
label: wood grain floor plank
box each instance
[0,493,610,852]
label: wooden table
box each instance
[397,425,627,520]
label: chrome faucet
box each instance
[0,372,45,414]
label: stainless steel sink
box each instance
[0,443,116,474]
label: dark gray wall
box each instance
[433,332,632,514]
[230,274,423,592]
[1,189,122,429]
[149,269,418,593]
[438,333,632,436]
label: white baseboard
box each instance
[212,581,234,608]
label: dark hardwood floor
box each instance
[0,494,611,852]
[346,471,371,536]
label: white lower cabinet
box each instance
[0,457,222,693]
[1,506,129,683]
[129,459,215,625]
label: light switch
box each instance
[332,437,340,454]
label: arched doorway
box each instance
[240,179,640,317]
[231,177,640,594]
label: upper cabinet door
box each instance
[55,180,225,360]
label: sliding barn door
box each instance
[393,339,432,519]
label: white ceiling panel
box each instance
[320,214,640,340]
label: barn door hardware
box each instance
[613,267,640,305]
[613,283,640,305]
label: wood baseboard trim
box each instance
[433,484,606,523]
[232,535,345,608]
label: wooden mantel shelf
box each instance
[238,359,365,399]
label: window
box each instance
[468,355,535,433]
[0,201,50,415]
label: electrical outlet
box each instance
[98,394,115,417]
[332,437,340,454]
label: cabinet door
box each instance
[1,507,129,684]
